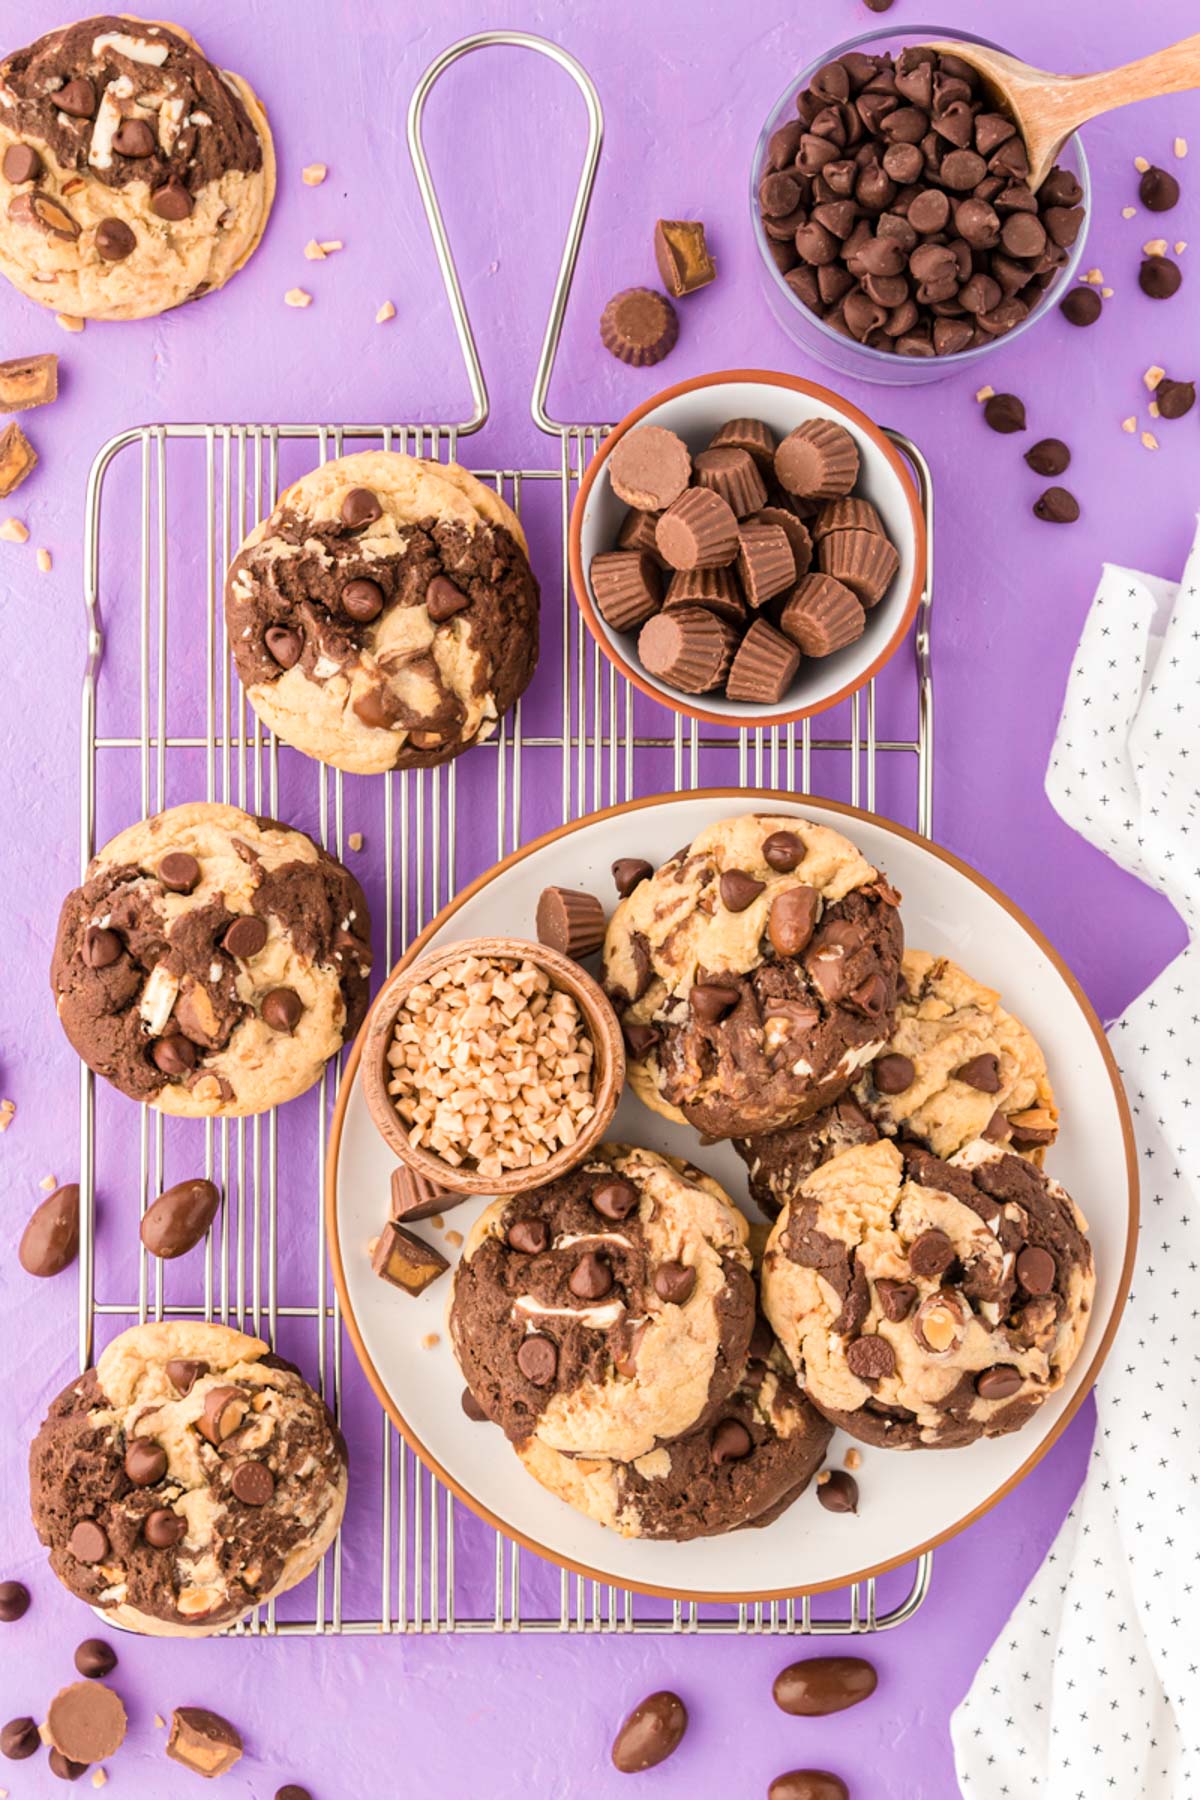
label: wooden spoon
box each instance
[924,33,1200,190]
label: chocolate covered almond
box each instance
[655,486,740,571]
[774,419,860,501]
[726,618,800,703]
[737,521,795,608]
[779,575,866,657]
[692,446,767,518]
[589,550,662,632]
[638,606,739,693]
[818,527,899,607]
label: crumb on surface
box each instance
[304,239,326,260]
[1144,365,1165,389]
[974,385,994,403]
[302,162,327,185]
[55,313,85,333]
[1122,205,1137,218]
[844,1447,862,1471]
[376,301,396,324]
[1175,137,1188,159]
[285,288,313,308]
[348,831,364,851]
[1144,238,1169,257]
[1134,155,1151,173]
[1121,416,1138,433]
[444,1229,463,1249]
[1083,268,1104,285]
[0,516,29,542]
[1141,430,1159,450]
[39,1173,56,1190]
[0,1099,15,1131]
[36,547,51,572]
[320,240,344,254]
[421,1332,440,1350]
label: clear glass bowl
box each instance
[750,23,1092,387]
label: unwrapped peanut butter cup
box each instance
[655,486,740,571]
[708,416,777,471]
[774,419,860,501]
[779,574,866,656]
[818,527,899,608]
[590,550,663,632]
[725,617,800,703]
[752,504,813,576]
[638,605,740,693]
[600,287,679,367]
[736,520,795,609]
[665,564,746,626]
[609,424,691,511]
[692,446,767,518]
[812,495,885,541]
[618,507,665,561]
[536,886,607,959]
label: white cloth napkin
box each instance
[950,522,1200,1799]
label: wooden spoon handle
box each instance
[1042,33,1200,134]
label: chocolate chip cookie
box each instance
[50,802,371,1116]
[602,813,903,1138]
[29,1322,347,1635]
[0,16,274,321]
[225,451,540,774]
[517,1326,831,1540]
[761,1137,1094,1449]
[449,1145,755,1462]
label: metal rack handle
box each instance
[407,31,604,439]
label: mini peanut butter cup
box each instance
[725,617,800,703]
[655,487,740,571]
[779,574,866,657]
[589,550,663,632]
[664,564,746,627]
[617,507,666,562]
[774,419,860,501]
[638,605,740,694]
[536,887,607,959]
[736,521,795,608]
[600,287,679,367]
[692,446,767,519]
[608,424,691,511]
[818,527,900,607]
[812,495,886,541]
[752,505,813,577]
[707,416,777,471]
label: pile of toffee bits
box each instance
[759,44,1084,358]
[589,413,901,707]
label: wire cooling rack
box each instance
[77,32,935,1636]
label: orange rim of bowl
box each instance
[326,788,1137,1604]
[567,370,928,731]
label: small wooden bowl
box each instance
[360,935,625,1195]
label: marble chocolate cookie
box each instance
[29,1321,347,1635]
[224,450,541,774]
[449,1144,755,1462]
[516,1323,832,1540]
[0,15,274,321]
[602,813,903,1139]
[50,801,371,1116]
[761,1137,1094,1450]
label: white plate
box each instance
[330,793,1136,1600]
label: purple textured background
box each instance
[1,2,1197,1795]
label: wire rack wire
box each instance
[77,32,935,1636]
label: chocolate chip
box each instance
[231,1461,275,1506]
[151,177,193,221]
[873,1052,915,1095]
[908,1227,955,1278]
[569,1252,612,1301]
[69,1520,108,1564]
[653,1260,696,1305]
[719,868,766,912]
[113,117,156,158]
[140,1178,221,1260]
[710,1418,753,1463]
[159,851,200,894]
[95,217,135,262]
[3,144,42,184]
[507,1218,549,1255]
[612,857,654,896]
[762,830,804,872]
[623,1021,660,1059]
[983,1108,1012,1143]
[341,487,382,528]
[341,578,384,622]
[1025,437,1070,476]
[1,1715,40,1759]
[1140,165,1180,212]
[1157,377,1196,420]
[1140,253,1182,299]
[846,1334,895,1380]
[151,1034,197,1076]
[166,1358,207,1396]
[875,1278,917,1322]
[74,1639,117,1680]
[955,1052,1001,1092]
[57,78,96,118]
[262,987,303,1033]
[773,1654,878,1717]
[222,914,267,958]
[82,925,121,967]
[816,1470,858,1514]
[49,1747,88,1781]
[768,884,820,956]
[276,1789,314,1800]
[265,625,302,669]
[19,1182,80,1278]
[1033,485,1080,523]
[123,1437,167,1486]
[516,1335,557,1386]
[1016,1245,1056,1295]
[689,982,740,1023]
[611,1691,688,1774]
[983,392,1026,433]
[976,1364,1023,1400]
[461,1387,488,1422]
[593,1176,639,1221]
[143,1507,186,1548]
[0,1582,30,1623]
[426,575,470,621]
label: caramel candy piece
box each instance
[371,1221,450,1296]
[726,618,800,704]
[779,575,866,657]
[600,287,679,366]
[589,550,662,632]
[638,606,739,694]
[166,1707,243,1779]
[655,487,740,571]
[536,886,606,959]
[390,1164,461,1223]
[654,218,716,297]
[0,351,58,410]
[0,421,37,496]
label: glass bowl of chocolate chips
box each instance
[751,26,1091,385]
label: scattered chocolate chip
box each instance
[262,987,303,1033]
[1016,1245,1057,1294]
[983,393,1026,434]
[908,1227,955,1278]
[719,868,766,912]
[1025,437,1071,476]
[231,1460,275,1506]
[569,1252,612,1301]
[1033,485,1080,523]
[846,1334,895,1380]
[113,118,156,158]
[56,77,96,118]
[955,1052,1001,1093]
[611,1691,688,1773]
[1140,253,1182,299]
[144,1507,186,1548]
[768,1772,850,1800]
[1,1715,40,1759]
[875,1278,917,1322]
[461,1387,488,1422]
[151,176,193,221]
[341,577,384,622]
[976,1364,1023,1400]
[166,1358,207,1396]
[276,1788,314,1800]
[817,1470,858,1514]
[222,914,268,958]
[762,830,804,873]
[773,1654,878,1716]
[371,1222,449,1296]
[74,1638,117,1679]
[768,884,820,956]
[68,1520,108,1564]
[690,982,740,1023]
[426,574,470,621]
[535,886,605,959]
[166,1708,244,1781]
[49,1747,88,1780]
[593,1176,639,1221]
[123,1437,168,1486]
[95,217,135,262]
[516,1334,558,1386]
[265,625,302,669]
[653,1260,696,1305]
[872,1052,914,1095]
[612,857,653,896]
[341,487,382,528]
[0,1581,30,1623]
[1060,286,1102,327]
[1157,377,1195,420]
[1140,165,1180,212]
[83,924,122,967]
[2,144,42,184]
[19,1181,80,1277]
[140,1178,221,1260]
[600,288,679,366]
[507,1217,549,1255]
[159,851,201,893]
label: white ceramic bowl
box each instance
[569,370,926,730]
